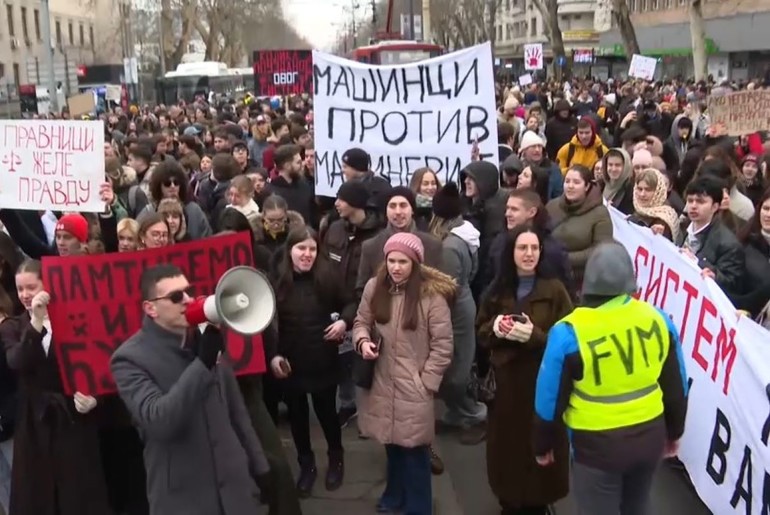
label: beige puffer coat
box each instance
[353,266,455,448]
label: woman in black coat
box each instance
[269,226,356,498]
[0,259,112,515]
[735,189,770,317]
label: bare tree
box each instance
[689,0,707,81]
[611,0,640,59]
[160,0,199,71]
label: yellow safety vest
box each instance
[561,296,669,431]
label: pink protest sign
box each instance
[0,120,105,212]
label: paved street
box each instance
[278,414,713,514]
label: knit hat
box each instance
[519,131,544,153]
[384,186,416,211]
[582,243,637,297]
[503,96,519,111]
[432,182,463,220]
[632,149,653,168]
[337,181,369,210]
[383,232,424,264]
[55,214,89,243]
[341,148,370,173]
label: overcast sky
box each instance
[282,0,349,50]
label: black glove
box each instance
[255,472,275,506]
[195,325,223,369]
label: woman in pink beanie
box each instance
[353,232,456,514]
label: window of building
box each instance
[506,23,512,40]
[68,22,74,45]
[20,7,29,40]
[33,9,41,40]
[641,0,649,11]
[79,23,84,46]
[651,0,659,9]
[530,17,536,36]
[55,21,62,46]
[89,25,94,47]
[0,63,5,81]
[12,63,20,89]
[6,5,15,37]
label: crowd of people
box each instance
[0,73,765,515]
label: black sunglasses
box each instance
[149,286,194,304]
[164,179,179,187]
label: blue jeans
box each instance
[379,445,432,515]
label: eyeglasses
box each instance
[163,179,179,187]
[265,217,287,226]
[149,286,194,304]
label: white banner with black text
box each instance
[311,42,498,197]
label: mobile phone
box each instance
[510,314,528,323]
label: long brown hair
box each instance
[369,261,423,331]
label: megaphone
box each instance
[185,266,276,335]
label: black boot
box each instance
[325,450,344,491]
[296,454,317,499]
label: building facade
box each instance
[494,0,601,75]
[0,0,125,99]
[598,0,770,80]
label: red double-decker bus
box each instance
[349,0,443,65]
[351,40,444,65]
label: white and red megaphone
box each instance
[185,266,276,335]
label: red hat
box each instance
[55,214,89,243]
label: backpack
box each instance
[566,142,604,168]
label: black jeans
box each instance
[284,384,343,460]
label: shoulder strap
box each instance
[566,143,576,166]
[128,185,139,215]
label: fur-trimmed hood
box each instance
[420,265,457,303]
[252,210,304,243]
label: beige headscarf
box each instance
[633,168,680,241]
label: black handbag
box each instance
[352,329,381,390]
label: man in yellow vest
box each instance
[533,242,688,515]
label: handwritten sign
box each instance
[628,54,657,81]
[42,232,267,395]
[0,120,105,212]
[312,42,498,197]
[707,90,770,137]
[524,43,544,71]
[252,50,313,97]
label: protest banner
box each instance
[628,54,657,81]
[0,120,105,212]
[312,42,498,198]
[41,232,267,396]
[610,207,770,514]
[707,90,770,136]
[252,50,313,97]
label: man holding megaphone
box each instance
[110,263,277,515]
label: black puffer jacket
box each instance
[274,273,354,392]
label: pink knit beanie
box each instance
[383,232,424,264]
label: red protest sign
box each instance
[252,50,313,96]
[41,232,267,395]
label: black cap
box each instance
[432,182,463,220]
[384,186,416,212]
[337,181,369,210]
[232,140,248,152]
[342,148,370,173]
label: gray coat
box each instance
[439,222,479,388]
[110,318,269,515]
